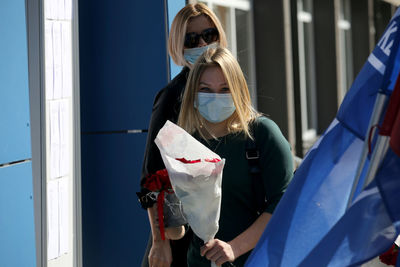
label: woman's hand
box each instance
[200,239,236,266]
[148,239,172,267]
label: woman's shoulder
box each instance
[152,67,189,111]
[251,116,292,159]
[251,116,286,142]
[253,116,280,132]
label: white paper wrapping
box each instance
[155,120,225,243]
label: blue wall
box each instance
[0,0,36,266]
[0,162,36,267]
[79,0,184,265]
[0,0,32,165]
[79,1,169,132]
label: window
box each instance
[297,0,318,150]
[337,0,353,103]
[190,0,257,105]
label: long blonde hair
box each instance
[168,3,228,67]
[178,47,259,139]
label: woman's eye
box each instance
[221,87,230,92]
[199,87,211,92]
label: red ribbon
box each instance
[157,190,166,240]
[143,169,172,240]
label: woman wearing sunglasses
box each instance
[177,47,293,267]
[138,3,227,267]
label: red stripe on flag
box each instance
[390,110,400,157]
[380,71,400,157]
[380,72,400,136]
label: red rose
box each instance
[175,157,221,163]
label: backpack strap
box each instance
[246,124,267,215]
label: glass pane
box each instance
[195,1,256,102]
[297,0,318,149]
[304,21,317,132]
[235,9,251,82]
[338,0,353,101]
[303,0,312,11]
[213,5,233,51]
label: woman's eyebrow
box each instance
[199,81,210,86]
[199,81,228,86]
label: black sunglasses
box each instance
[184,28,219,48]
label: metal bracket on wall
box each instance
[0,159,32,168]
[81,129,148,135]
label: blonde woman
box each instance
[177,47,294,267]
[138,3,227,267]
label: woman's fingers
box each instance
[201,239,235,266]
[200,239,216,256]
[209,250,226,264]
[203,242,221,260]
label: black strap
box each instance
[246,129,267,215]
[136,188,157,209]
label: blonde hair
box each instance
[168,3,228,67]
[178,47,259,139]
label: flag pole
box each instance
[346,92,389,209]
[361,136,390,189]
[362,68,400,189]
[349,66,400,205]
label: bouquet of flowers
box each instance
[155,120,225,245]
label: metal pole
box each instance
[361,135,390,189]
[346,92,389,209]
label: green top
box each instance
[187,116,294,267]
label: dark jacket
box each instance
[141,67,190,186]
[140,67,191,267]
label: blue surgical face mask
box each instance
[195,92,236,123]
[184,42,218,65]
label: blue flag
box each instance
[245,8,400,267]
